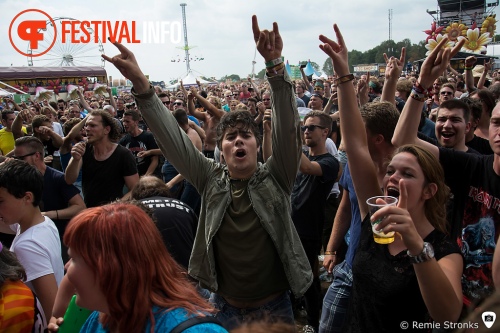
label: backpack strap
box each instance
[170,316,223,333]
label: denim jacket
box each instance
[134,73,313,297]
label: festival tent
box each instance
[312,72,328,80]
[0,88,12,96]
[166,71,217,90]
[285,60,292,77]
[304,61,320,77]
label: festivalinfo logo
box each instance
[9,9,182,57]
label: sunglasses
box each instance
[232,94,239,97]
[300,124,325,132]
[13,151,37,160]
[173,102,183,106]
[440,91,453,95]
[162,101,171,105]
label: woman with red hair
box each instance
[62,202,226,333]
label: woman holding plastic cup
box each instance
[318,26,464,331]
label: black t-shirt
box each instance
[439,148,500,303]
[119,130,159,176]
[291,152,339,240]
[40,137,58,168]
[41,166,80,236]
[82,144,137,207]
[466,135,494,155]
[299,95,310,107]
[345,215,461,333]
[140,196,197,269]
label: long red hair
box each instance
[64,202,214,333]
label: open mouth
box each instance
[235,149,246,158]
[441,132,454,138]
[386,186,400,199]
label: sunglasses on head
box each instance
[13,151,37,160]
[300,124,325,132]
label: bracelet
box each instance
[265,56,284,68]
[410,90,427,102]
[266,63,285,75]
[413,82,426,94]
[335,74,355,85]
[55,210,59,220]
[324,251,337,255]
[464,66,473,70]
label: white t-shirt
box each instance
[52,122,64,157]
[326,138,340,197]
[10,216,64,289]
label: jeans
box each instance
[180,181,201,217]
[209,292,294,331]
[299,237,322,331]
[319,260,353,333]
[161,161,182,198]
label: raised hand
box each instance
[485,58,494,72]
[189,86,198,95]
[371,180,423,254]
[256,101,266,115]
[263,109,272,133]
[70,141,86,161]
[251,15,282,62]
[102,41,149,93]
[180,80,189,96]
[465,55,477,68]
[418,37,465,90]
[383,48,406,80]
[319,24,349,77]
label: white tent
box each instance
[166,71,217,90]
[312,72,328,80]
[0,88,12,97]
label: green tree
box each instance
[255,68,266,79]
[346,38,427,72]
[323,58,333,76]
[220,74,241,82]
[310,61,320,72]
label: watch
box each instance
[407,242,435,264]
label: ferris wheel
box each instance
[27,17,105,67]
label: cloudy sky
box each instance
[1,0,500,83]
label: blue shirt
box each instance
[340,163,362,266]
[80,308,227,333]
[188,115,200,126]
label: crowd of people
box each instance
[1,15,500,332]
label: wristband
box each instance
[335,74,355,85]
[410,90,427,102]
[266,62,285,75]
[464,66,473,70]
[265,56,284,68]
[413,82,426,94]
[324,251,337,255]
